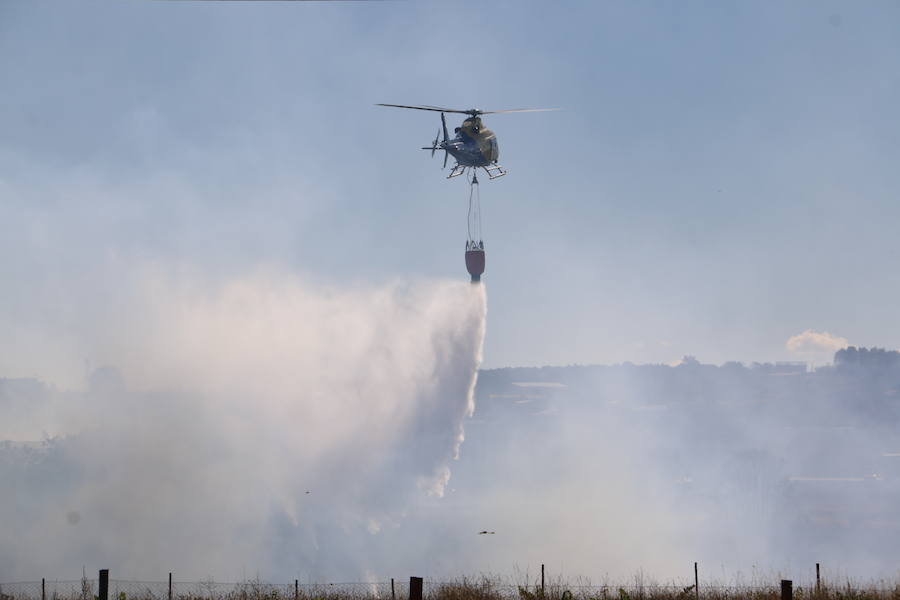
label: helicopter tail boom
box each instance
[441,112,449,143]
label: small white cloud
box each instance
[786,330,849,355]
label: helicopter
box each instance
[376,104,558,180]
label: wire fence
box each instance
[2,579,899,600]
[0,580,407,600]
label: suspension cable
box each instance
[467,172,474,243]
[466,169,482,246]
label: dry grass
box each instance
[6,576,900,600]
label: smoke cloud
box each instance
[0,269,487,582]
[7,284,900,584]
[459,355,900,583]
[786,330,849,359]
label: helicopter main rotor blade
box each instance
[478,108,561,114]
[378,104,561,116]
[376,103,472,115]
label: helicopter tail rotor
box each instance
[421,128,441,157]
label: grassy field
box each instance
[5,576,900,600]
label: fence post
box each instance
[42,578,46,600]
[98,570,109,600]
[781,580,793,600]
[168,573,173,600]
[816,564,820,594]
[409,577,423,600]
[541,564,545,596]
[391,579,395,600]
[295,580,298,600]
[694,563,699,600]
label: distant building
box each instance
[771,361,808,375]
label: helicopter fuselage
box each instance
[442,116,499,167]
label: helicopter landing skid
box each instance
[447,164,467,179]
[447,164,508,180]
[483,164,507,180]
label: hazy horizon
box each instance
[6,346,900,582]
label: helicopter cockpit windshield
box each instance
[461,116,482,137]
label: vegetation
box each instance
[6,577,900,600]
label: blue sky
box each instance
[3,0,900,370]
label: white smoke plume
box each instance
[0,268,486,582]
[786,329,849,363]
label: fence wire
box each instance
[3,580,898,600]
[0,581,405,600]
